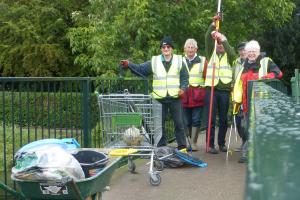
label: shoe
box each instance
[208,147,218,154]
[234,147,241,152]
[234,144,243,152]
[238,156,248,163]
[191,127,199,151]
[219,145,227,152]
[177,146,187,152]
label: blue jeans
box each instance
[205,88,230,147]
[183,106,203,128]
[157,98,187,149]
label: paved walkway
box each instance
[103,131,246,200]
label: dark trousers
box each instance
[183,106,203,128]
[157,98,187,149]
[205,88,230,147]
[235,109,247,143]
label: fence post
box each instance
[82,79,91,147]
[295,69,299,104]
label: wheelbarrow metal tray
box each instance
[12,156,122,200]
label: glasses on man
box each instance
[161,45,171,49]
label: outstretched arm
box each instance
[128,61,152,78]
[263,59,283,79]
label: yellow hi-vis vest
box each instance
[232,57,271,103]
[233,57,244,82]
[205,52,232,86]
[183,56,206,87]
[151,54,182,99]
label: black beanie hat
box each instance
[160,36,174,48]
[237,42,247,50]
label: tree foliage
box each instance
[259,0,300,87]
[0,0,88,76]
[0,0,296,79]
[68,0,295,77]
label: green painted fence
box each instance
[246,80,300,200]
[0,76,152,199]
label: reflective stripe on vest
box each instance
[151,55,182,99]
[232,57,270,103]
[205,52,232,86]
[183,56,205,87]
[233,57,244,81]
[258,57,269,79]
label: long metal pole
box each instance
[206,0,222,152]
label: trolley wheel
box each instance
[128,159,136,173]
[149,173,161,186]
[92,192,102,200]
[154,160,164,171]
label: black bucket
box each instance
[72,150,109,178]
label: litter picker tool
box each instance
[206,0,222,152]
[226,116,234,160]
[233,114,238,142]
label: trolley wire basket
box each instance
[98,90,163,186]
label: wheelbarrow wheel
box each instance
[149,173,161,186]
[128,159,136,173]
[92,192,102,200]
[154,160,164,171]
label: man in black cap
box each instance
[233,42,247,81]
[120,36,189,150]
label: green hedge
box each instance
[0,92,98,129]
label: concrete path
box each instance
[103,131,246,200]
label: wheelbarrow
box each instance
[11,156,122,200]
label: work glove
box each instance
[261,73,275,79]
[120,60,129,69]
[232,102,241,115]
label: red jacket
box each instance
[181,86,205,108]
[181,55,207,108]
[241,57,283,113]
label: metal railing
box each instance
[246,80,300,199]
[0,76,152,199]
[291,69,300,103]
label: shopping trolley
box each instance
[98,90,163,186]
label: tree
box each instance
[0,0,89,76]
[259,0,300,88]
[68,0,295,77]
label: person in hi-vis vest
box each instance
[181,38,207,151]
[232,42,248,153]
[120,36,189,150]
[232,40,283,163]
[204,19,236,154]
